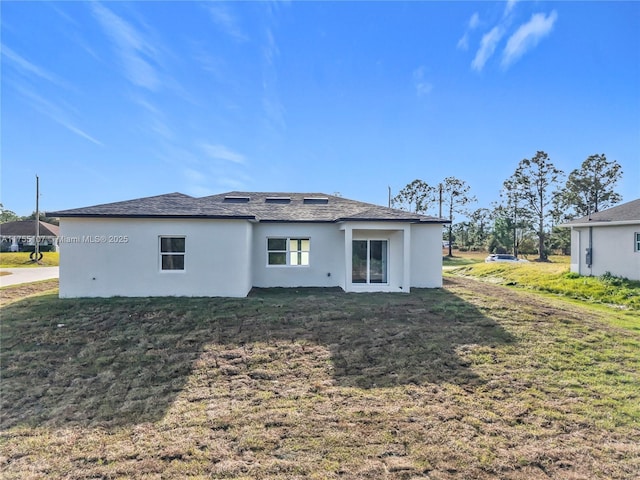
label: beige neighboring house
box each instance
[561,198,640,280]
[0,220,60,252]
[47,191,449,298]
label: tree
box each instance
[22,211,60,226]
[559,154,623,217]
[498,179,534,258]
[452,221,471,250]
[391,179,435,214]
[468,208,491,250]
[0,204,20,223]
[488,203,528,255]
[508,151,563,261]
[441,177,476,257]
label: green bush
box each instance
[600,271,627,286]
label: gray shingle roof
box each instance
[562,198,640,225]
[47,191,448,224]
[0,220,60,237]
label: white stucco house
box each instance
[561,198,640,281]
[47,192,449,298]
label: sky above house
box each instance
[2,1,639,217]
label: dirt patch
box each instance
[0,279,59,306]
[1,277,638,479]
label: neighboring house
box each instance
[47,192,449,298]
[0,220,59,252]
[560,198,640,281]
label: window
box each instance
[267,237,310,266]
[160,237,185,270]
[303,197,329,205]
[635,232,640,252]
[265,197,291,204]
[223,196,250,203]
[352,239,388,284]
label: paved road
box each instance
[0,267,59,287]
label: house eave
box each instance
[337,218,450,224]
[48,213,256,220]
[560,219,640,228]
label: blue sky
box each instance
[2,1,639,217]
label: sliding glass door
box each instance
[352,240,388,284]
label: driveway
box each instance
[0,267,59,287]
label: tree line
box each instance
[392,152,624,261]
[0,205,60,226]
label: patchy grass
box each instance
[0,252,59,268]
[0,279,59,306]
[442,250,486,266]
[450,261,640,312]
[442,251,569,267]
[1,280,639,479]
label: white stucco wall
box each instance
[338,222,415,293]
[570,224,640,280]
[410,224,444,288]
[350,227,406,293]
[58,218,252,297]
[58,217,446,297]
[251,223,345,289]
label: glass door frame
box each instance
[351,238,389,285]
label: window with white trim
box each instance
[160,236,185,270]
[635,232,640,252]
[267,238,310,266]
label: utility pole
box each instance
[388,186,391,208]
[438,183,443,218]
[513,193,518,258]
[35,174,40,263]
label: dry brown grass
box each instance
[1,279,638,479]
[0,279,59,306]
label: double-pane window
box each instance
[160,237,185,270]
[268,238,310,266]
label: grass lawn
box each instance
[0,252,59,268]
[442,249,570,267]
[449,259,640,314]
[442,249,488,266]
[1,279,639,479]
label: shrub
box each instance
[600,271,627,286]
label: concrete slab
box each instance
[0,267,59,287]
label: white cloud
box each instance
[261,27,286,133]
[504,0,519,18]
[186,185,217,198]
[12,83,103,146]
[457,12,480,51]
[201,143,246,164]
[469,12,480,29]
[91,2,160,90]
[1,44,68,87]
[457,33,470,51]
[61,123,104,146]
[472,26,504,72]
[502,11,558,68]
[183,168,207,184]
[216,176,247,191]
[208,4,248,42]
[130,95,175,141]
[412,66,433,97]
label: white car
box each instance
[485,254,529,263]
